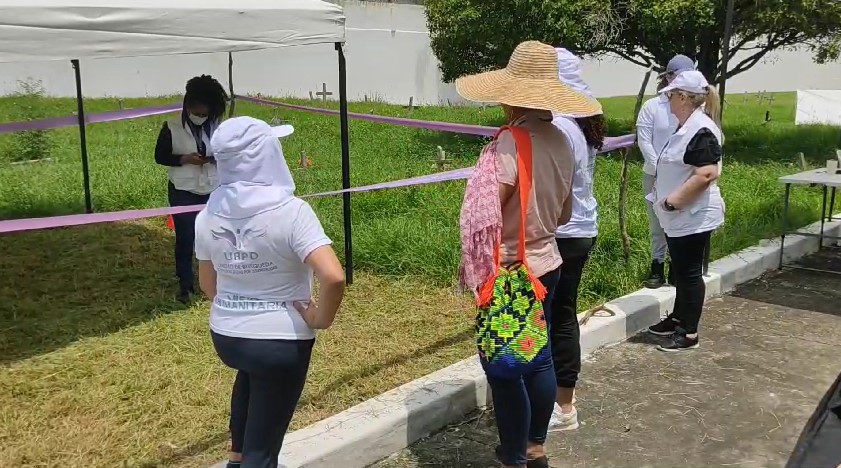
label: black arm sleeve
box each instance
[683,128,722,167]
[154,122,182,167]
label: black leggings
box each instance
[168,182,209,291]
[551,237,596,388]
[665,231,712,334]
[211,332,314,468]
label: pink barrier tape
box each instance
[0,104,181,135]
[238,95,637,154]
[0,97,637,234]
[240,95,499,137]
[0,168,475,234]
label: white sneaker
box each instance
[548,404,579,432]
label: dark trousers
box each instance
[665,231,712,334]
[551,237,596,389]
[487,268,560,467]
[167,182,209,292]
[211,332,314,468]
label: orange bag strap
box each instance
[495,125,534,266]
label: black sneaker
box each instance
[644,261,666,289]
[177,286,195,304]
[647,317,678,336]
[657,333,699,352]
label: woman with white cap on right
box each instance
[636,55,696,289]
[646,70,724,351]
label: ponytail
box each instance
[704,86,722,129]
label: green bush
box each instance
[4,79,53,163]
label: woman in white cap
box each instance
[457,40,602,468]
[646,70,724,351]
[547,48,606,433]
[194,117,346,468]
[636,55,695,289]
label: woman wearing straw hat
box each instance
[646,70,724,351]
[457,41,602,468]
[195,117,346,467]
[547,48,606,433]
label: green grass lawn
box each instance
[0,92,837,467]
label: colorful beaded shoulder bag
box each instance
[475,125,549,378]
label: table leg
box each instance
[829,187,836,222]
[779,183,791,269]
[819,185,828,249]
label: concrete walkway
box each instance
[372,249,841,468]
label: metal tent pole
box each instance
[336,42,353,285]
[71,59,93,213]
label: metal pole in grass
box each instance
[719,0,736,119]
[228,52,237,118]
[71,59,93,214]
[336,42,354,285]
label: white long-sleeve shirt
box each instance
[636,95,678,176]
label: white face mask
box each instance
[189,114,208,126]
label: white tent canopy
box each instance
[0,0,345,63]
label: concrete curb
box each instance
[212,216,841,468]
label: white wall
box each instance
[1,1,841,103]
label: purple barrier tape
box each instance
[240,95,499,137]
[0,104,181,135]
[0,97,637,234]
[0,168,475,234]
[238,95,636,155]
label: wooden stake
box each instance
[797,152,807,170]
[620,67,654,265]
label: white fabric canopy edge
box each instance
[0,0,346,63]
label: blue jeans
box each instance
[486,268,560,466]
[167,182,209,293]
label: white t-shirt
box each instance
[194,198,332,340]
[552,116,598,239]
[636,95,678,176]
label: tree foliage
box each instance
[426,0,841,84]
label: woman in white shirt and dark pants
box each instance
[646,71,724,352]
[195,117,346,468]
[547,48,605,433]
[635,55,695,289]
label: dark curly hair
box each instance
[183,75,228,122]
[575,114,607,151]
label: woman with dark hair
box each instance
[547,48,606,432]
[155,75,229,302]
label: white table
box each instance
[778,168,841,273]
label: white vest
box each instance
[167,117,219,195]
[651,109,725,237]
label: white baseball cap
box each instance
[659,70,710,95]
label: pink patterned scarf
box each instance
[458,138,503,301]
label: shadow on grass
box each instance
[0,220,186,364]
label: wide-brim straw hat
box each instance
[456,41,602,116]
